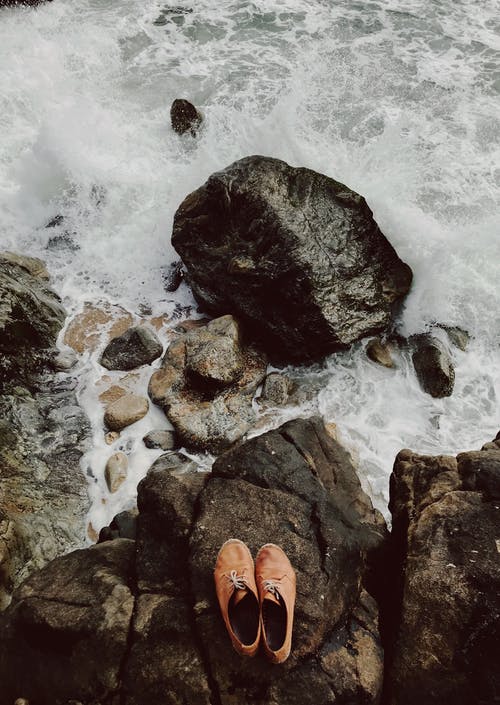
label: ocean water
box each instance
[0,0,499,530]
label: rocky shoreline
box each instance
[0,155,497,704]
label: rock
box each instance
[0,540,135,704]
[46,233,79,252]
[0,257,90,608]
[51,348,77,371]
[98,509,138,543]
[0,418,387,704]
[1,0,52,5]
[170,98,202,136]
[105,430,120,445]
[104,452,128,493]
[143,429,176,450]
[386,436,500,705]
[440,325,470,351]
[366,337,394,367]
[0,258,65,390]
[0,251,49,281]
[412,335,455,397]
[104,394,149,431]
[100,326,163,371]
[148,315,267,453]
[172,155,413,363]
[63,302,133,354]
[98,383,127,405]
[161,260,184,292]
[128,416,386,704]
[258,371,292,405]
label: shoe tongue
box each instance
[232,588,248,606]
[263,590,281,606]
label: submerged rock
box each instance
[387,437,500,705]
[100,325,163,370]
[172,155,413,363]
[64,302,133,354]
[170,98,202,136]
[366,337,394,368]
[148,315,267,453]
[412,334,455,397]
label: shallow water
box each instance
[1,0,499,528]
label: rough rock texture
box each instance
[100,325,163,370]
[0,257,65,390]
[0,418,387,704]
[170,98,202,136]
[412,334,455,398]
[0,251,49,281]
[258,371,293,406]
[143,429,176,450]
[1,1,53,6]
[148,315,267,452]
[0,540,135,704]
[386,434,500,705]
[0,257,90,609]
[172,156,413,363]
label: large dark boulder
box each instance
[172,156,412,363]
[386,434,500,705]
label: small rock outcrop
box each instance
[0,417,387,705]
[170,98,202,136]
[412,334,455,397]
[148,315,267,452]
[386,434,500,705]
[366,337,394,368]
[143,429,176,450]
[104,451,128,492]
[258,371,293,406]
[100,325,163,370]
[172,155,413,363]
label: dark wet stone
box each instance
[170,98,202,136]
[100,326,163,371]
[412,335,455,397]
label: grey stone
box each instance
[100,326,163,371]
[412,335,455,397]
[143,429,176,450]
[172,156,412,363]
[259,371,292,405]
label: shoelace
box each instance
[227,569,247,590]
[263,579,280,598]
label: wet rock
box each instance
[387,436,500,705]
[100,326,163,371]
[258,371,292,406]
[161,260,184,292]
[0,251,49,281]
[64,302,133,354]
[170,98,202,136]
[0,540,135,704]
[366,337,394,367]
[143,429,176,450]
[104,452,128,493]
[0,258,65,390]
[98,383,127,405]
[98,509,138,543]
[0,257,90,608]
[104,394,149,431]
[51,348,77,371]
[412,335,455,397]
[46,233,79,252]
[172,155,413,363]
[105,430,120,445]
[441,325,470,351]
[148,315,267,453]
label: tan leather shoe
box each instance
[214,539,261,657]
[255,543,296,664]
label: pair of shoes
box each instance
[214,539,296,664]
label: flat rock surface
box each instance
[173,155,412,363]
[100,325,163,371]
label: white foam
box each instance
[0,0,498,531]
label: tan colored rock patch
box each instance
[104,452,128,493]
[64,303,133,353]
[104,394,149,431]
